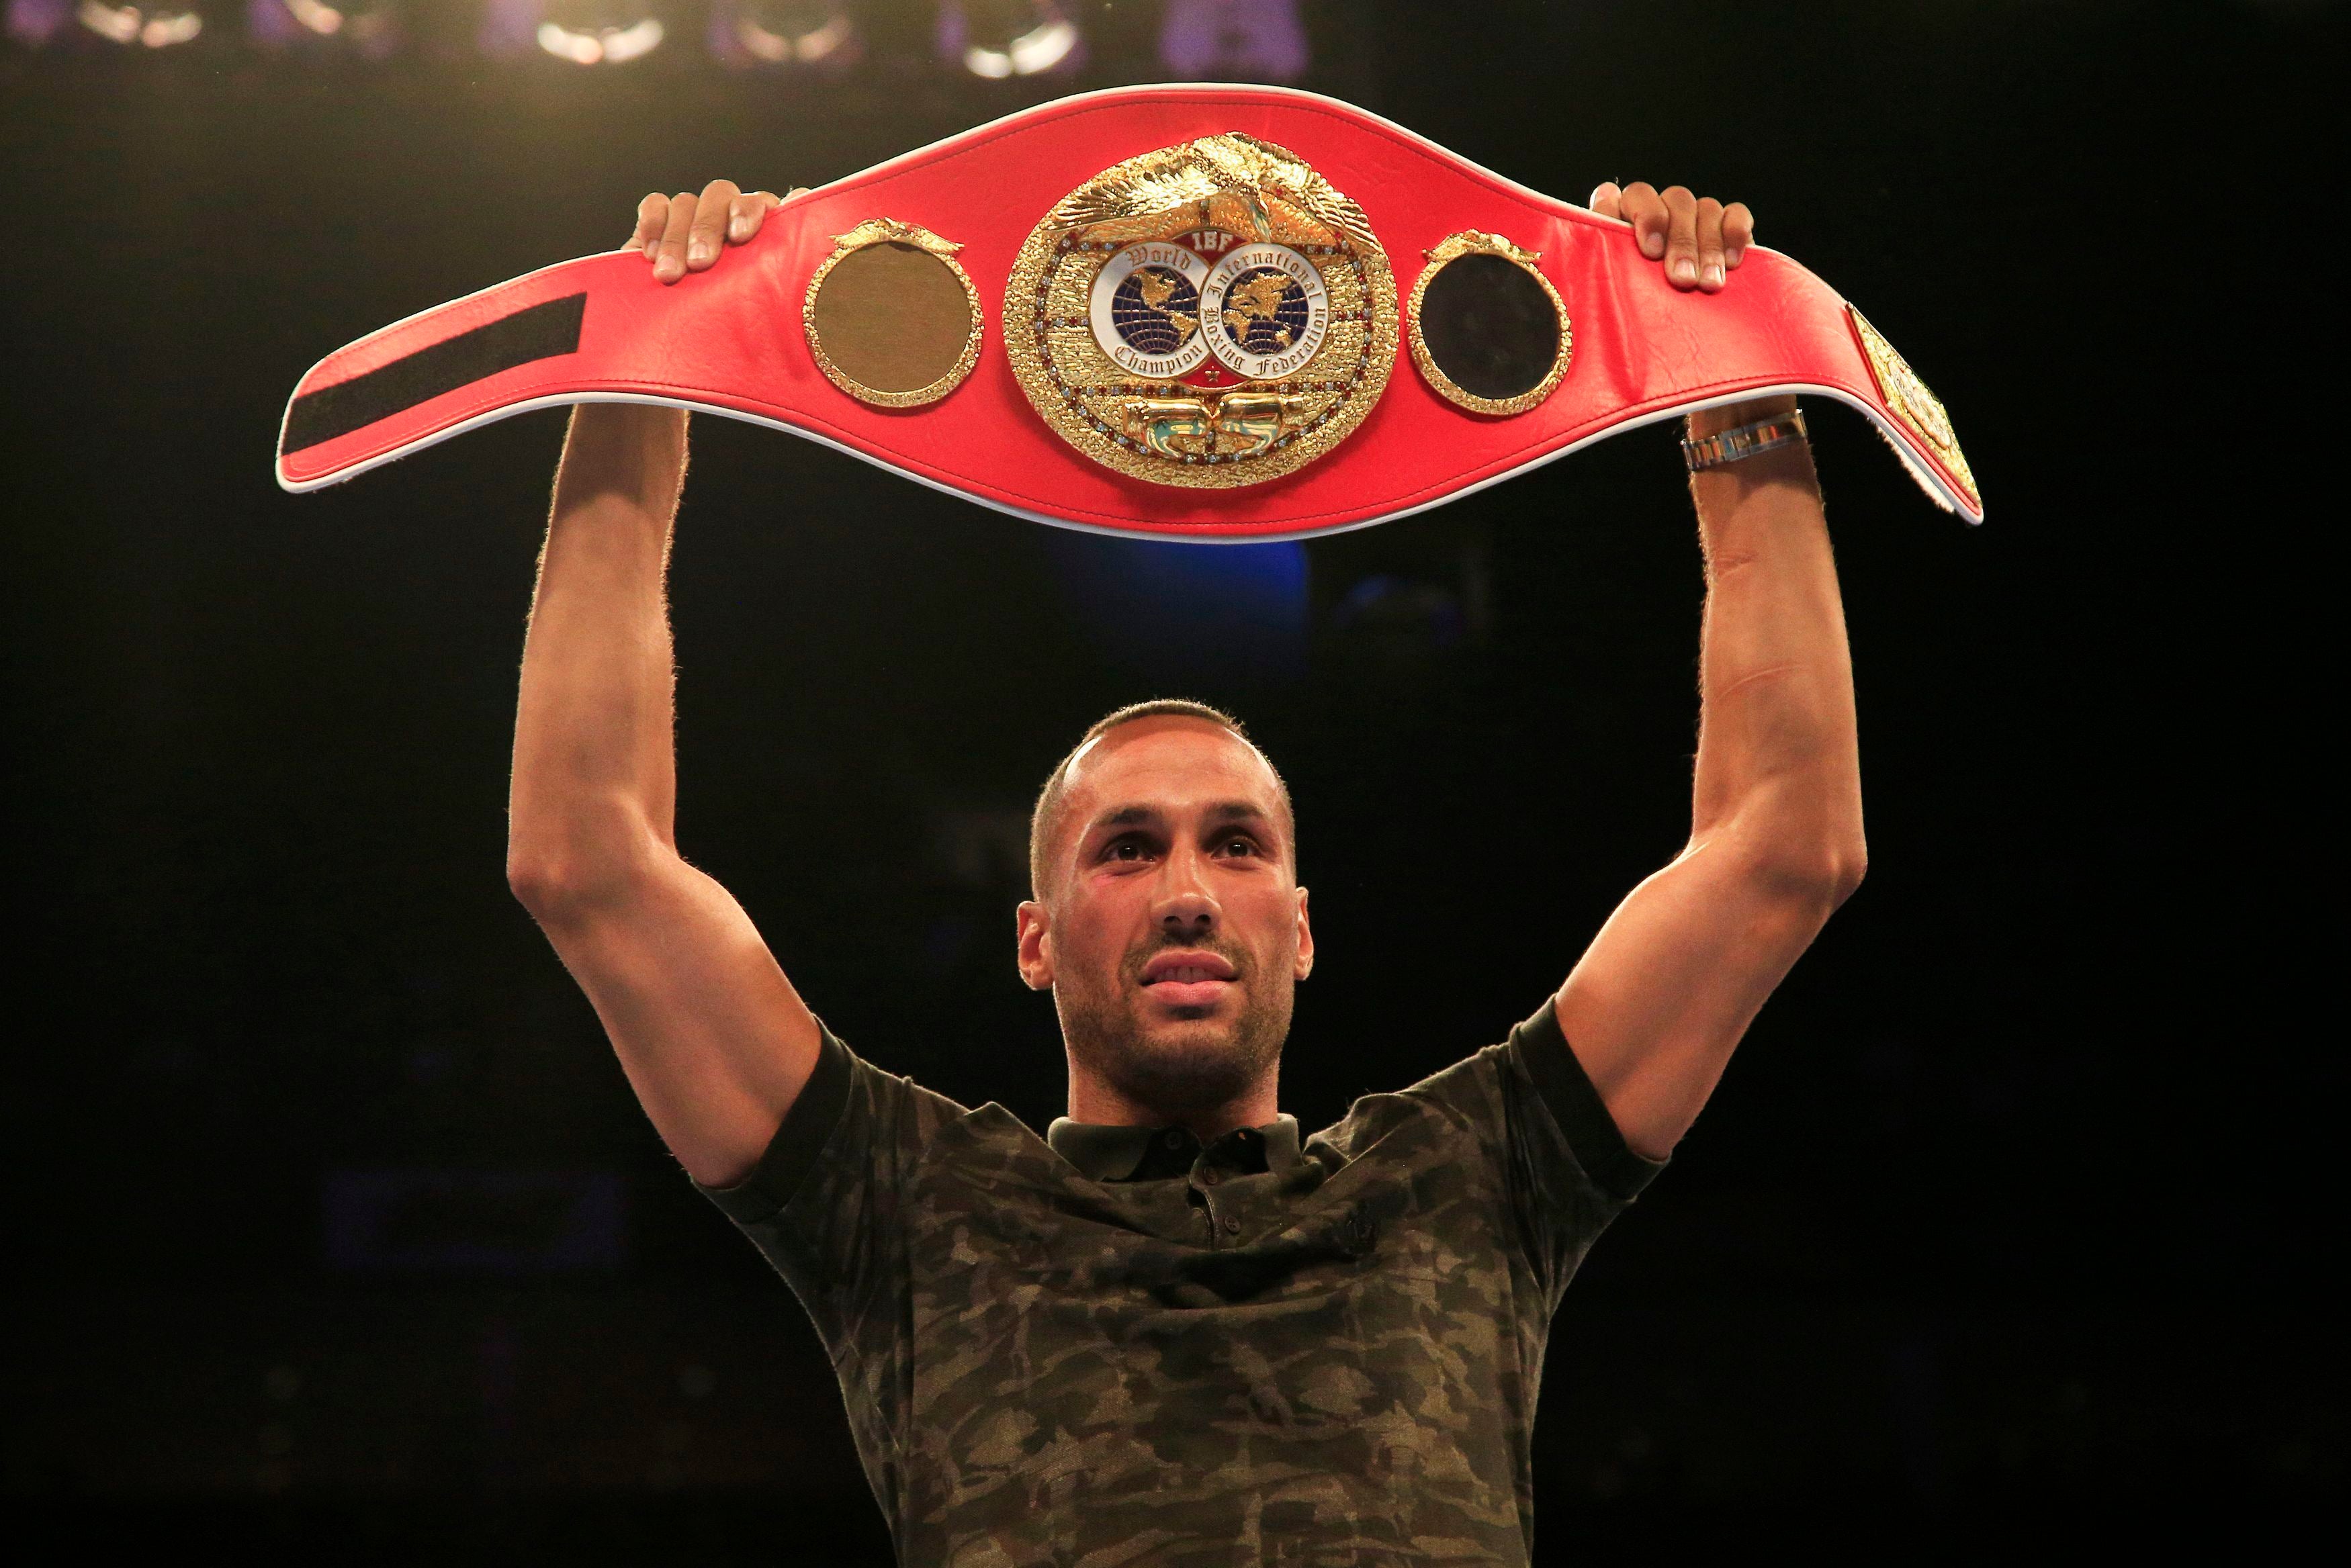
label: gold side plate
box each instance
[1406,230,1572,416]
[1849,306,1976,502]
[1003,132,1398,489]
[803,219,984,409]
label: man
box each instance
[506,177,1861,1565]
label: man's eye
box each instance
[1108,841,1144,862]
[1221,837,1258,857]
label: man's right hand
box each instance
[629,179,811,285]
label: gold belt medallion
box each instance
[1849,306,1976,502]
[1004,133,1399,488]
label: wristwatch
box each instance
[1681,409,1810,472]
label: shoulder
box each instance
[1307,1002,1663,1205]
[1306,1038,1517,1173]
[699,1025,974,1226]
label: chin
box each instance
[1112,1006,1284,1114]
[1133,1012,1245,1060]
[1059,981,1291,1119]
[1105,1046,1257,1119]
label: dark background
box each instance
[2,1,2335,1560]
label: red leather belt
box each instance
[275,83,1982,536]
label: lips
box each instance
[1141,950,1239,987]
[1139,948,1239,1013]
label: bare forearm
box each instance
[508,404,690,892]
[1548,185,1870,1157]
[488,187,824,1186]
[1554,411,1864,1155]
[1687,407,1863,869]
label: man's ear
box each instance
[1293,885,1315,980]
[1016,900,1055,991]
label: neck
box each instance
[1064,1065,1281,1142]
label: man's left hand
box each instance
[1591,181,1754,293]
[1595,181,1786,435]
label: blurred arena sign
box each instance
[324,1168,627,1275]
[275,83,1981,536]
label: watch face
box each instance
[1006,132,1398,489]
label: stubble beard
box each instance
[1057,941,1292,1121]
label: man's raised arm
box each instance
[1550,185,1868,1162]
[506,181,820,1189]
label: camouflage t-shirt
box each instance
[699,1002,1662,1566]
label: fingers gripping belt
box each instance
[275,84,1982,539]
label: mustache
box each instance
[1122,932,1250,984]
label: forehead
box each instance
[1062,719,1284,822]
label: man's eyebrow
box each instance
[1084,801,1272,832]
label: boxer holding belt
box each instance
[506,169,1856,1565]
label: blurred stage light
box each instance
[247,0,399,54]
[938,0,1080,80]
[710,0,858,68]
[5,0,65,43]
[533,0,665,62]
[73,0,204,44]
[1159,0,1306,83]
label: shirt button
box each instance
[1161,1130,1185,1149]
[1200,1168,1222,1187]
[1223,1215,1241,1234]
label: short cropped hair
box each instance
[1028,699,1294,898]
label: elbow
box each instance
[506,821,666,922]
[1822,841,1867,908]
[1711,783,1867,913]
[505,849,577,918]
[1774,837,1868,913]
[1725,829,1867,917]
[507,848,589,921]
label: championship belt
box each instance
[275,84,1981,536]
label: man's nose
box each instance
[1153,850,1219,938]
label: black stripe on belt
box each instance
[283,291,588,453]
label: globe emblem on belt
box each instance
[1216,267,1312,357]
[1110,267,1203,359]
[1089,242,1214,379]
[1089,238,1331,384]
[1201,243,1330,381]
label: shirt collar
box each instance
[1047,1113,1302,1183]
